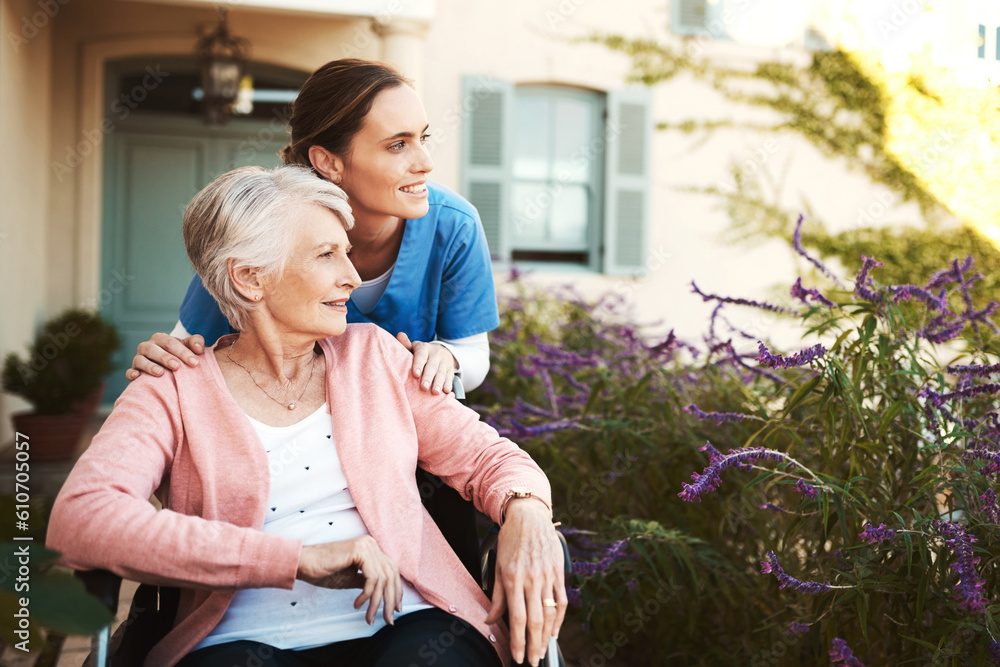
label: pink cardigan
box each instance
[47,324,551,667]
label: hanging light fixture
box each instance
[196,8,250,125]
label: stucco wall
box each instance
[418,0,933,344]
[0,0,54,445]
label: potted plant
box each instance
[2,309,121,462]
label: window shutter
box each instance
[602,87,653,275]
[460,75,513,262]
[672,0,709,35]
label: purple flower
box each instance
[759,503,789,513]
[648,330,677,358]
[712,340,786,384]
[566,586,581,607]
[499,418,579,440]
[926,255,975,290]
[858,522,897,545]
[572,539,636,576]
[512,397,558,420]
[947,361,1000,378]
[699,441,724,463]
[788,622,811,635]
[939,383,1000,405]
[795,479,819,500]
[679,447,791,502]
[532,343,601,368]
[760,551,831,594]
[934,520,988,614]
[683,403,764,425]
[966,449,1000,478]
[891,284,948,311]
[708,303,724,342]
[756,341,828,369]
[791,277,836,309]
[691,281,797,315]
[962,300,1000,334]
[918,321,964,344]
[980,489,1000,524]
[988,639,1000,665]
[829,637,865,666]
[854,255,884,304]
[792,214,842,284]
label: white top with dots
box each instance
[192,404,431,652]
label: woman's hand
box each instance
[485,500,567,667]
[395,332,457,394]
[297,536,403,625]
[125,333,205,381]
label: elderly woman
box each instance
[46,166,566,667]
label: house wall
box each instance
[0,0,54,445]
[420,0,930,344]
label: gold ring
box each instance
[542,598,557,608]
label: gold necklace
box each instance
[227,339,316,411]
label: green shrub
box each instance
[2,308,121,414]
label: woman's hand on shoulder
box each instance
[395,332,457,395]
[297,536,403,625]
[486,500,567,667]
[126,333,205,381]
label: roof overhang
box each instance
[121,0,435,22]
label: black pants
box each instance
[176,608,502,667]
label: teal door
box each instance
[101,118,288,403]
[99,51,307,405]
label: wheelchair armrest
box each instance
[479,525,572,598]
[75,569,123,615]
[451,375,466,402]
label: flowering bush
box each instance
[479,220,1000,665]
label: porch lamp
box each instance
[196,8,250,124]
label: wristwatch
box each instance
[499,487,550,525]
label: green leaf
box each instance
[781,375,823,417]
[856,590,869,640]
[582,378,607,415]
[27,568,114,635]
[877,399,907,440]
[899,634,942,651]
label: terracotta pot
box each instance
[11,411,90,463]
[70,382,106,419]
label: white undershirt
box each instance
[192,404,431,652]
[349,262,396,314]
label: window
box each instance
[509,87,603,265]
[460,78,652,274]
[671,0,714,35]
[670,0,726,37]
[979,25,986,59]
[112,60,305,120]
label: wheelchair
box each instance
[74,376,570,666]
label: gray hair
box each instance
[182,164,354,332]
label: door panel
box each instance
[101,120,287,405]
[122,138,206,311]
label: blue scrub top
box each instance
[178,181,500,346]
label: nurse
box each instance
[128,58,498,394]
